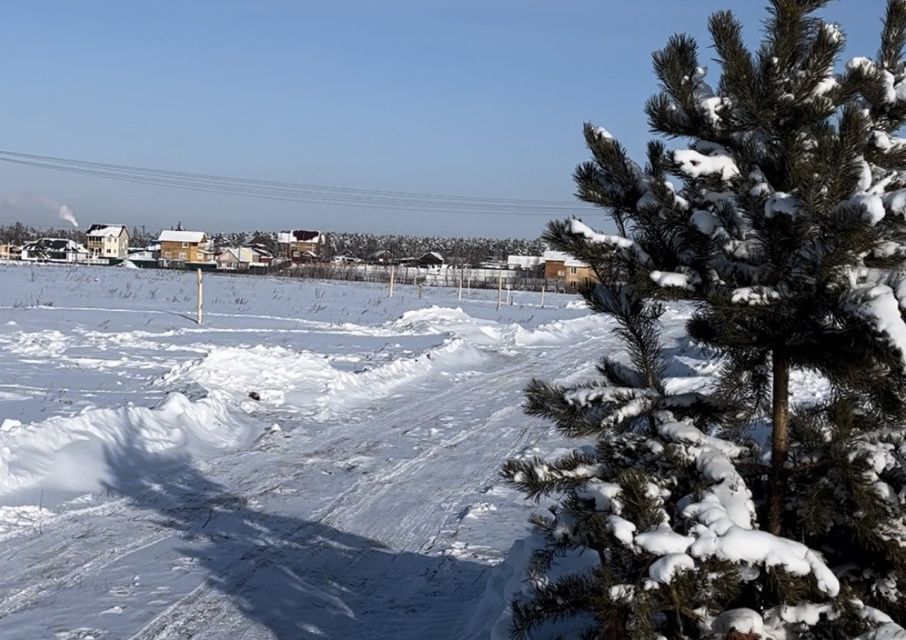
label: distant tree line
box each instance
[322,232,546,266]
[0,222,547,265]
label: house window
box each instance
[182,242,189,248]
[164,251,172,258]
[178,252,187,260]
[569,267,577,274]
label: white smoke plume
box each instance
[0,193,79,228]
[57,204,79,228]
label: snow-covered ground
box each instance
[0,263,836,639]
[0,263,628,639]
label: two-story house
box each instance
[86,224,130,262]
[277,230,324,263]
[158,230,213,268]
[543,250,596,290]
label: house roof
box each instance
[418,251,444,263]
[159,230,206,243]
[507,255,544,268]
[277,229,322,243]
[86,224,127,238]
[220,247,260,262]
[24,238,85,252]
[543,250,589,268]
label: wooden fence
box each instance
[277,263,572,292]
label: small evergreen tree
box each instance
[503,2,906,638]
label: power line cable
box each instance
[0,149,593,217]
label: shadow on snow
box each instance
[102,435,493,639]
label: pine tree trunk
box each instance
[768,350,790,536]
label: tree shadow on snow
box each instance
[102,437,491,640]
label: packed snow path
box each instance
[0,264,650,639]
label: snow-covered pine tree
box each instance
[502,1,906,638]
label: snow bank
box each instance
[158,308,611,418]
[0,391,253,497]
[161,339,487,418]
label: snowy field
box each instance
[0,263,621,640]
[0,264,835,639]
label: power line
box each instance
[0,149,593,218]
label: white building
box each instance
[21,238,89,263]
[217,246,262,270]
[507,255,544,270]
[86,224,130,262]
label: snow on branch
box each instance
[673,143,740,181]
[650,270,701,291]
[843,284,906,370]
[567,218,650,263]
[730,286,783,306]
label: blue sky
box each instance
[0,1,891,238]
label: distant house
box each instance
[0,244,21,261]
[417,251,444,267]
[217,246,262,271]
[21,238,88,263]
[158,230,213,268]
[543,250,596,289]
[245,242,275,265]
[330,254,362,265]
[277,230,325,263]
[125,246,158,268]
[507,255,544,271]
[397,252,444,268]
[368,249,393,264]
[86,224,130,262]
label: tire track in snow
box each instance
[124,336,605,639]
[0,307,610,638]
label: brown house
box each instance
[158,230,213,267]
[543,250,596,289]
[278,230,324,263]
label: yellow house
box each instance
[0,244,21,261]
[86,224,130,261]
[158,229,213,267]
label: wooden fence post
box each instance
[389,265,396,298]
[540,285,545,308]
[496,269,503,310]
[196,268,204,325]
[458,269,463,302]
